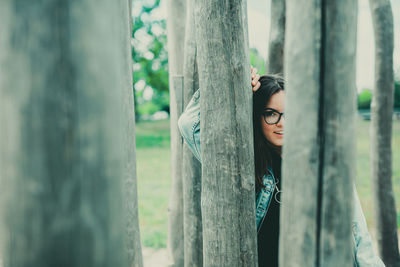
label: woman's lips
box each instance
[274,131,284,137]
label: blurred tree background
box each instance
[131,0,399,120]
[358,79,400,110]
[132,0,400,252]
[131,0,267,121]
[132,0,169,121]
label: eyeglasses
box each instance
[262,108,284,125]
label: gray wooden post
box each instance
[166,0,186,265]
[182,0,203,265]
[369,0,400,266]
[195,0,257,265]
[0,1,141,266]
[121,0,144,266]
[267,0,285,74]
[280,1,358,266]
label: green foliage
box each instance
[358,89,372,109]
[357,79,400,110]
[132,0,169,120]
[250,48,266,75]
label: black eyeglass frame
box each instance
[262,108,284,125]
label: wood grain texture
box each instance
[280,0,357,266]
[166,0,186,265]
[121,0,144,266]
[369,0,400,266]
[195,0,257,265]
[267,0,285,75]
[0,0,137,266]
[182,0,203,265]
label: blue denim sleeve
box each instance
[177,89,202,163]
[352,186,385,266]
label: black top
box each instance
[257,151,281,267]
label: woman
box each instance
[177,68,385,267]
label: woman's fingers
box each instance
[251,69,258,83]
[251,73,260,92]
[253,81,261,92]
[251,67,260,92]
[251,67,258,77]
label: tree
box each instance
[166,0,186,265]
[280,0,357,266]
[267,0,285,74]
[369,0,400,266]
[0,1,142,266]
[195,0,257,265]
[182,0,203,265]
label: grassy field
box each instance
[136,117,400,248]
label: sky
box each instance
[152,0,400,92]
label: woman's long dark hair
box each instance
[253,75,285,193]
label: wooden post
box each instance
[195,0,257,265]
[182,0,203,264]
[267,0,286,74]
[167,0,186,265]
[280,0,358,266]
[0,1,141,266]
[121,0,144,266]
[369,0,400,266]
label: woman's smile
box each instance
[261,90,285,147]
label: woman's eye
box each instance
[265,112,274,117]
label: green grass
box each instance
[136,119,171,248]
[136,118,400,248]
[135,119,171,148]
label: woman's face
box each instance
[260,90,285,148]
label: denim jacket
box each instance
[177,89,385,267]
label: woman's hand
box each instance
[251,66,261,93]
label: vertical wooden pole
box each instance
[280,0,358,266]
[0,1,139,266]
[195,0,257,265]
[167,0,186,265]
[182,0,203,264]
[267,0,285,74]
[121,0,144,266]
[369,0,400,266]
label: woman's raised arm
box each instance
[178,66,260,163]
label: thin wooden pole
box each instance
[182,0,203,264]
[267,0,285,74]
[369,0,400,266]
[166,0,186,265]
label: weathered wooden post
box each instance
[121,0,144,266]
[0,1,142,266]
[369,0,400,266]
[195,0,257,265]
[267,0,285,74]
[166,0,186,265]
[182,0,203,265]
[280,0,358,266]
